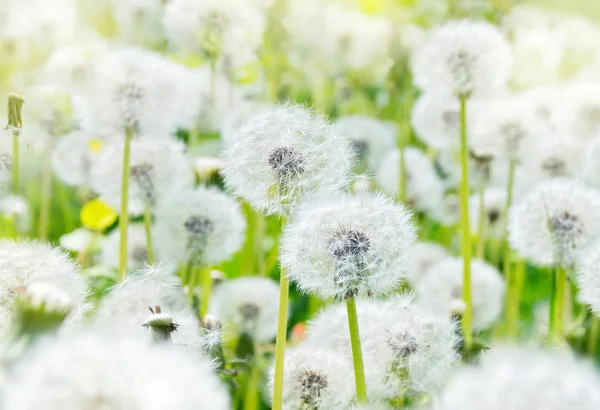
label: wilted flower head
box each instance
[51,131,102,187]
[334,115,397,169]
[269,345,356,410]
[469,96,548,161]
[99,223,149,270]
[221,104,353,215]
[90,138,194,215]
[164,0,265,65]
[210,277,280,343]
[376,147,445,213]
[412,19,512,98]
[439,347,600,410]
[0,240,88,324]
[2,330,231,410]
[416,257,504,330]
[469,187,508,239]
[281,193,416,300]
[508,179,600,267]
[306,296,460,399]
[153,186,246,266]
[406,241,450,287]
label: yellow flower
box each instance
[80,199,117,231]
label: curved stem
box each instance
[271,266,290,410]
[143,205,154,265]
[118,129,132,281]
[346,297,368,403]
[459,96,473,351]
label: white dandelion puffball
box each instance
[209,277,280,343]
[90,137,194,216]
[281,193,417,300]
[0,239,88,324]
[99,224,150,270]
[406,241,450,287]
[416,257,505,330]
[221,104,353,215]
[51,131,102,187]
[2,331,230,410]
[469,96,548,161]
[555,82,600,140]
[376,147,445,213]
[468,187,508,239]
[439,347,600,410]
[164,0,265,64]
[270,345,356,410]
[412,19,512,98]
[0,194,30,234]
[576,240,600,317]
[305,296,460,399]
[334,115,397,169]
[153,186,246,266]
[411,93,462,150]
[508,179,600,267]
[93,265,201,347]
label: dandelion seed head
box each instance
[469,187,508,239]
[99,224,149,270]
[508,178,600,266]
[406,242,450,287]
[417,257,505,330]
[51,131,102,188]
[439,347,600,410]
[210,277,280,343]
[221,104,353,215]
[2,330,230,410]
[0,239,88,325]
[334,116,397,168]
[412,19,512,98]
[376,147,445,213]
[519,136,585,186]
[153,186,246,265]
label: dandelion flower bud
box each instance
[468,187,508,239]
[508,178,600,267]
[153,186,246,266]
[2,330,231,410]
[376,147,445,213]
[416,257,505,330]
[439,347,600,410]
[99,223,149,270]
[334,115,397,169]
[91,138,194,216]
[282,193,416,300]
[194,156,222,182]
[269,345,356,410]
[221,104,353,215]
[412,19,512,99]
[142,305,179,343]
[210,277,280,343]
[406,241,450,287]
[0,240,88,324]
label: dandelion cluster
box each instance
[3,1,600,409]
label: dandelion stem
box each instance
[57,183,74,233]
[118,128,133,281]
[549,265,567,343]
[476,183,485,259]
[143,206,154,265]
[38,153,53,239]
[11,130,19,194]
[346,296,368,404]
[587,316,599,356]
[243,361,261,410]
[398,80,413,202]
[503,159,517,337]
[200,266,212,318]
[458,95,473,352]
[272,230,290,410]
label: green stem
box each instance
[271,264,290,410]
[458,96,473,351]
[12,130,19,194]
[38,154,53,239]
[503,160,517,337]
[476,183,485,259]
[200,266,212,318]
[143,206,154,265]
[57,183,74,233]
[506,257,525,338]
[587,316,599,356]
[242,202,257,276]
[346,297,368,403]
[118,129,133,281]
[243,361,261,410]
[549,266,567,343]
